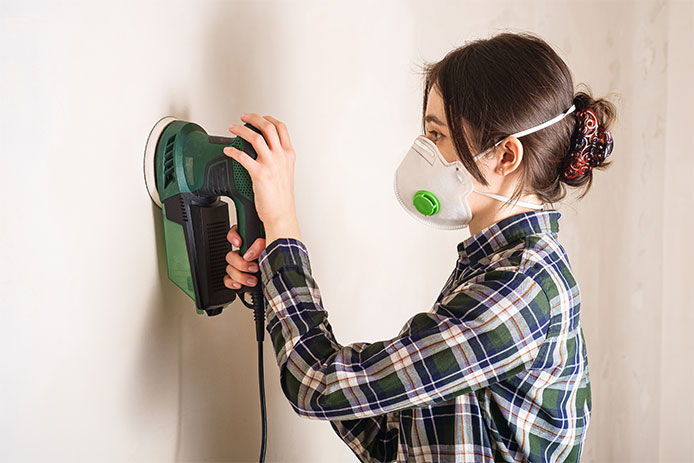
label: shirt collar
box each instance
[457,209,561,265]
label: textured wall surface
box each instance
[1,1,691,461]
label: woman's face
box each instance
[423,85,494,213]
[423,85,459,163]
[423,85,541,231]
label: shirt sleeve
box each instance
[257,237,552,421]
[328,411,401,462]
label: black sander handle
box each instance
[205,123,267,338]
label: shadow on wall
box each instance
[137,2,293,462]
[127,101,190,456]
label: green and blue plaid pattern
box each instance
[257,210,591,462]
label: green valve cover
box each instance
[413,190,440,216]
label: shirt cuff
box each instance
[257,237,317,334]
[258,237,312,276]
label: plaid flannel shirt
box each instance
[257,209,591,462]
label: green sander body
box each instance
[144,116,266,316]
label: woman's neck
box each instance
[467,203,541,237]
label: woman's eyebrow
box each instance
[425,114,445,125]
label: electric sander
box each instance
[143,116,270,462]
[143,116,266,318]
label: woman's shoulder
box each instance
[516,232,578,299]
[462,231,579,321]
[449,210,580,324]
[512,233,582,338]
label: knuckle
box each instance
[225,251,242,266]
[226,264,245,280]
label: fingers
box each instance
[262,115,293,151]
[240,113,283,152]
[224,263,258,288]
[224,275,242,289]
[224,249,259,289]
[224,223,268,290]
[228,122,272,160]
[226,225,267,260]
[227,224,241,247]
[242,237,267,261]
[223,144,260,178]
[224,273,256,289]
[225,247,256,270]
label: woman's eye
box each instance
[428,130,442,141]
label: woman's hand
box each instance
[222,113,302,289]
[223,113,298,227]
[223,223,267,289]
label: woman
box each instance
[222,31,615,462]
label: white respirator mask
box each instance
[393,104,576,230]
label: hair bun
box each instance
[562,108,614,180]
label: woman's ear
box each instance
[495,136,524,176]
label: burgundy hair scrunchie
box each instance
[563,108,614,180]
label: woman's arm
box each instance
[258,237,552,421]
[329,411,400,462]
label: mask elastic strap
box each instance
[473,104,576,161]
[493,103,576,147]
[473,190,544,210]
[469,104,576,210]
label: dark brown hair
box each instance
[417,32,617,204]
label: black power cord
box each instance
[256,339,267,462]
[237,284,267,463]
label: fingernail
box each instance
[249,264,258,272]
[246,277,256,285]
[244,250,254,260]
[233,238,241,246]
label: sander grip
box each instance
[235,196,265,289]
